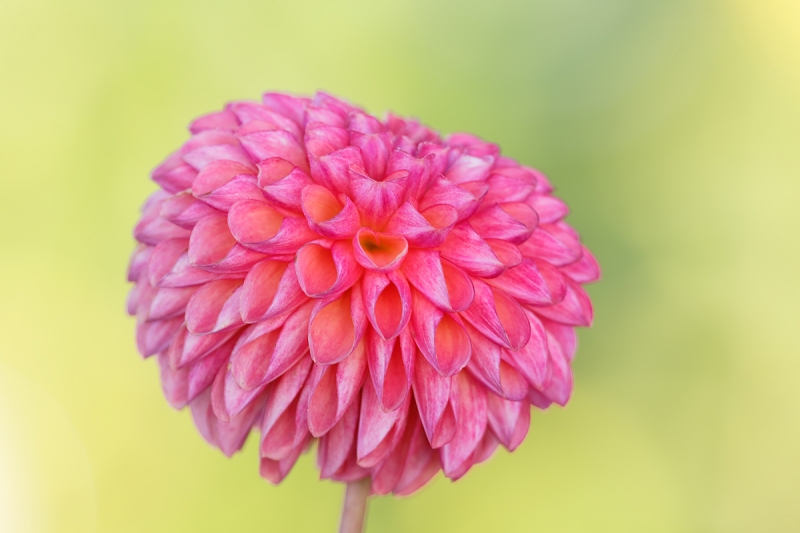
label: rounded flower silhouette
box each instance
[127,92,599,496]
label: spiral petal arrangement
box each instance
[127,92,599,495]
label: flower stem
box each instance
[339,478,371,533]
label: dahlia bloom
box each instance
[127,92,599,496]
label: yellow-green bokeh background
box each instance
[2,0,799,531]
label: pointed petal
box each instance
[240,260,306,323]
[367,328,414,412]
[461,280,531,350]
[468,202,538,244]
[559,245,601,284]
[238,129,308,172]
[531,278,593,326]
[526,194,569,224]
[189,109,240,133]
[357,380,409,468]
[309,286,367,365]
[361,270,412,340]
[308,340,367,436]
[438,223,506,278]
[504,310,551,389]
[441,372,487,479]
[519,223,582,266]
[317,399,360,478]
[295,240,362,298]
[301,184,361,238]
[384,202,457,248]
[228,200,316,255]
[487,393,530,451]
[257,158,312,212]
[410,291,471,377]
[487,258,567,306]
[402,250,474,312]
[445,154,493,184]
[160,192,219,229]
[412,353,456,448]
[418,177,483,220]
[185,279,243,335]
[230,302,312,389]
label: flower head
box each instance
[127,92,599,495]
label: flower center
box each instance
[353,228,408,271]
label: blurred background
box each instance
[1,0,799,531]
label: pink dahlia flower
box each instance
[127,92,599,496]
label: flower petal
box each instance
[410,291,472,377]
[361,270,412,340]
[402,250,474,312]
[308,286,367,365]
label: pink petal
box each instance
[402,250,474,312]
[438,223,506,278]
[185,279,243,335]
[260,435,309,484]
[559,245,601,284]
[412,351,456,449]
[519,222,582,266]
[260,360,313,461]
[230,302,313,389]
[542,318,578,361]
[503,310,551,389]
[238,129,308,173]
[526,194,569,224]
[152,158,197,194]
[484,239,523,269]
[136,316,182,357]
[351,131,391,179]
[148,286,197,321]
[176,327,240,368]
[390,410,441,495]
[189,109,240,133]
[384,202,457,248]
[262,92,308,126]
[487,393,530,451]
[531,278,593,326]
[487,258,567,306]
[228,200,317,255]
[349,171,409,228]
[295,241,362,298]
[445,154,493,184]
[482,173,536,205]
[134,212,191,246]
[357,380,409,468]
[418,177,484,220]
[307,340,367,437]
[301,184,361,238]
[127,244,152,283]
[183,144,255,172]
[211,365,268,422]
[361,270,412,340]
[410,291,472,377]
[192,160,256,197]
[539,329,573,406]
[308,286,367,365]
[317,399,360,478]
[240,260,306,323]
[441,372,487,480]
[366,328,414,412]
[258,159,312,212]
[464,323,526,401]
[461,280,531,350]
[160,192,219,229]
[468,202,538,244]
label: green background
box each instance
[1,0,799,531]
